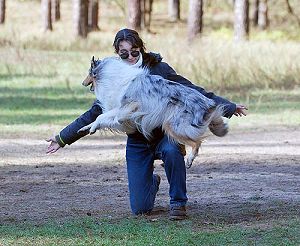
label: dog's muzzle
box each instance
[82,69,96,92]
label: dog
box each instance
[79,56,228,168]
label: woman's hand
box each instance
[234,104,248,117]
[46,136,61,154]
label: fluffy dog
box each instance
[79,57,228,168]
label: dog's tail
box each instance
[181,104,228,142]
[205,105,228,137]
[162,104,228,144]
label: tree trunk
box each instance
[42,0,53,31]
[141,0,153,31]
[285,0,300,26]
[258,0,268,29]
[187,0,203,42]
[127,0,141,30]
[234,0,249,41]
[88,0,99,31]
[252,0,259,26]
[168,0,180,22]
[51,0,60,22]
[73,0,88,38]
[0,0,5,24]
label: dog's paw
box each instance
[77,124,92,133]
[89,129,96,135]
[89,123,100,135]
[185,158,193,169]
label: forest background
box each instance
[0,0,299,135]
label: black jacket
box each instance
[55,53,236,147]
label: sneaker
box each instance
[169,206,187,220]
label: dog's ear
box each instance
[91,56,96,68]
[91,56,101,68]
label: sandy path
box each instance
[0,126,299,224]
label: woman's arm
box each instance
[46,101,102,154]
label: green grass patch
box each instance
[1,0,300,135]
[0,217,299,246]
[1,70,299,128]
[0,48,299,137]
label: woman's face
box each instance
[118,41,140,65]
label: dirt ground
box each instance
[0,126,299,225]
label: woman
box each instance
[46,28,247,220]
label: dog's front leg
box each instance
[78,108,121,134]
[78,122,94,134]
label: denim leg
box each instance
[155,136,188,207]
[126,136,160,215]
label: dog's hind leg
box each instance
[163,122,202,169]
[185,142,202,169]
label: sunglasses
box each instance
[119,50,140,60]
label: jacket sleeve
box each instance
[55,100,103,147]
[162,63,236,118]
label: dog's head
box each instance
[82,56,101,91]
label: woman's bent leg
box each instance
[155,136,188,207]
[126,136,160,215]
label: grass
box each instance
[0,2,298,135]
[0,217,299,246]
[1,72,299,138]
[1,48,299,136]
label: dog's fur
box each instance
[80,57,228,168]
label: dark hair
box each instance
[113,28,160,67]
[113,28,146,54]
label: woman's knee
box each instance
[128,182,156,215]
[131,207,152,215]
[130,198,153,215]
[161,143,184,159]
[159,142,186,170]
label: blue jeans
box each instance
[126,133,188,215]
